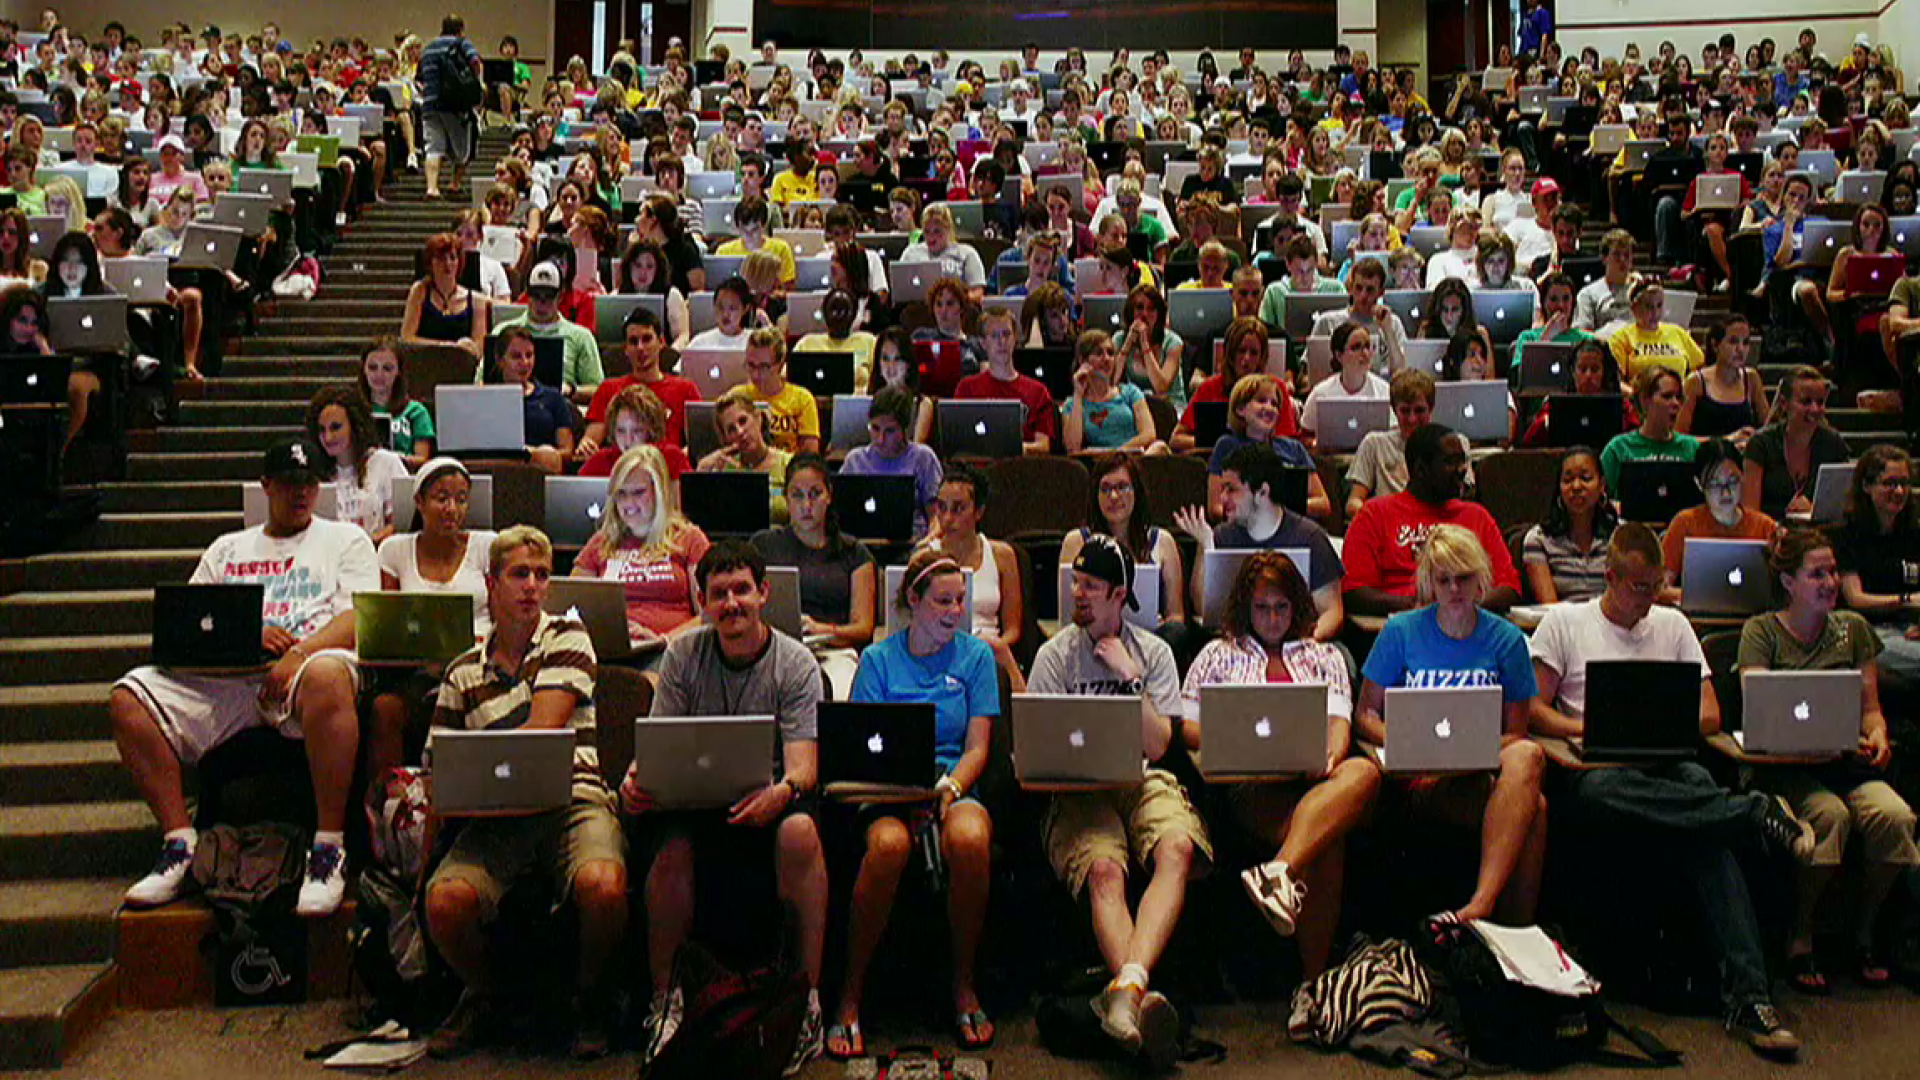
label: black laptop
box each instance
[819,701,938,797]
[151,584,269,671]
[788,351,856,399]
[678,471,773,536]
[1193,401,1231,449]
[1576,660,1702,761]
[1545,394,1625,448]
[485,334,565,388]
[831,473,917,543]
[1617,459,1704,523]
[1013,348,1074,402]
[1274,465,1313,516]
[0,354,72,405]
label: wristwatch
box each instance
[935,774,963,800]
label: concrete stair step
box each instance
[219,357,366,378]
[1843,431,1909,453]
[97,480,244,513]
[315,282,423,300]
[0,588,152,637]
[0,683,112,743]
[0,962,115,1069]
[0,741,131,806]
[0,801,158,881]
[0,633,150,685]
[271,299,409,318]
[128,451,268,481]
[131,425,302,453]
[175,399,308,426]
[196,375,348,402]
[75,512,240,551]
[254,316,407,336]
[0,879,124,967]
[13,549,200,591]
[238,334,387,355]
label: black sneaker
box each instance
[1756,795,1816,864]
[569,992,610,1061]
[426,988,491,1060]
[1727,1001,1801,1058]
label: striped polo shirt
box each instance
[432,611,603,786]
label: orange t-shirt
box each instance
[1661,505,1779,579]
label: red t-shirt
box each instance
[1341,492,1520,598]
[953,371,1060,449]
[584,373,701,448]
[1179,373,1301,438]
[579,442,690,479]
[573,527,711,636]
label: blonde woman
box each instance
[572,444,712,648]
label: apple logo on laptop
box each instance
[587,502,603,521]
[1492,306,1506,320]
[81,315,94,330]
[200,614,215,633]
[864,497,878,513]
[1069,729,1086,748]
[1253,717,1273,739]
[1727,567,1744,587]
[1462,403,1477,419]
[1656,484,1669,498]
[1346,417,1360,430]
[867,733,885,754]
[24,373,36,386]
[1549,362,1562,376]
[708,364,722,381]
[1793,700,1812,722]
[494,762,512,780]
[974,421,988,436]
[696,753,714,770]
[1435,718,1453,739]
[405,618,421,636]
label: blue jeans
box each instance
[1654,195,1684,265]
[1571,762,1772,1010]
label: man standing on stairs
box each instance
[419,14,482,201]
[110,438,376,917]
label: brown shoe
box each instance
[425,989,490,1059]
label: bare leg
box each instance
[1275,758,1381,870]
[1790,866,1839,958]
[291,657,358,835]
[1294,844,1346,978]
[426,879,491,988]
[1795,280,1834,344]
[644,832,695,993]
[1457,740,1545,923]
[777,813,829,987]
[942,802,992,1018]
[836,816,910,1027]
[64,371,99,451]
[109,686,191,832]
[1705,221,1731,281]
[177,288,204,377]
[572,859,628,987]
[425,154,443,198]
[1123,833,1195,972]
[366,692,410,792]
[1085,857,1135,974]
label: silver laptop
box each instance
[1284,293,1349,339]
[435,385,526,454]
[685,292,715,333]
[1838,170,1885,206]
[1471,290,1534,345]
[209,192,273,235]
[1382,686,1503,772]
[24,215,62,262]
[391,474,494,530]
[1680,538,1771,615]
[1202,547,1310,627]
[545,576,642,659]
[682,348,749,401]
[829,394,872,451]
[544,476,609,546]
[1889,215,1920,258]
[176,223,244,270]
[1194,683,1329,779]
[785,291,829,334]
[1011,693,1145,789]
[632,716,776,808]
[242,483,338,526]
[792,257,833,292]
[888,261,941,305]
[1622,139,1662,172]
[429,728,576,815]
[283,150,322,189]
[1693,174,1740,211]
[1401,339,1447,379]
[880,565,973,640]
[46,295,129,353]
[1796,149,1839,189]
[236,167,293,203]
[1168,287,1232,340]
[702,200,738,237]
[1433,380,1509,444]
[1662,289,1698,329]
[1405,226,1448,260]
[703,255,746,283]
[689,171,738,200]
[1314,398,1392,453]
[1738,670,1862,757]
[1808,462,1854,523]
[1058,562,1160,631]
[762,565,804,640]
[1589,125,1629,156]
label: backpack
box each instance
[438,46,484,113]
[1034,967,1226,1067]
[644,942,809,1080]
[189,822,311,1006]
[1422,921,1680,1071]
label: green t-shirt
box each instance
[1598,429,1699,491]
[488,313,605,392]
[511,60,532,87]
[1259,276,1344,331]
[1512,327,1594,349]
[376,399,436,455]
[1737,609,1882,673]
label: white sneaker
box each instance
[637,986,683,1070]
[1137,990,1181,1068]
[1094,979,1145,1050]
[1241,859,1306,937]
[294,842,347,917]
[130,354,161,379]
[125,836,195,907]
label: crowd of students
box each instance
[18,7,1914,1073]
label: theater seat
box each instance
[467,460,547,528]
[593,666,655,785]
[981,455,1090,540]
[1134,453,1208,532]
[1471,448,1561,533]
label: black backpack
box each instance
[190,822,311,1006]
[438,46,484,113]
[644,942,809,1080]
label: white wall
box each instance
[1882,0,1920,93]
[1554,0,1878,66]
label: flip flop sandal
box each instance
[825,1021,864,1060]
[1787,951,1830,996]
[1857,946,1894,989]
[955,1008,995,1050]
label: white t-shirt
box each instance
[1301,370,1391,433]
[1504,215,1555,272]
[377,530,498,637]
[687,326,753,350]
[1482,188,1529,231]
[1425,248,1479,289]
[334,450,411,536]
[189,519,379,640]
[1527,597,1707,719]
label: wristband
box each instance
[936,774,962,800]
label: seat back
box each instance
[592,666,655,784]
[980,455,1091,540]
[1134,453,1209,532]
[467,460,548,529]
[1471,448,1562,534]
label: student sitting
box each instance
[1521,446,1619,603]
[842,385,943,538]
[1310,258,1408,375]
[1832,447,1920,699]
[0,286,95,457]
[1600,366,1698,493]
[402,233,487,358]
[1440,330,1515,446]
[1175,317,1301,451]
[1180,551,1382,977]
[1062,329,1169,454]
[750,455,878,698]
[579,306,699,454]
[112,438,374,916]
[794,289,877,390]
[423,527,627,1061]
[358,337,436,466]
[953,304,1059,455]
[731,328,820,455]
[1519,338,1636,448]
[579,383,691,479]
[1343,424,1520,615]
[1528,524,1806,1057]
[1356,524,1547,925]
[573,445,710,648]
[487,261,604,396]
[715,195,798,288]
[1179,442,1345,640]
[306,386,411,542]
[1061,453,1191,631]
[489,326,575,474]
[1302,322,1390,448]
[1609,279,1704,385]
[1742,365,1849,521]
[1031,536,1204,1067]
[1347,369,1463,518]
[620,540,830,1074]
[1659,438,1780,604]
[1679,315,1768,445]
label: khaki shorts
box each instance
[429,782,626,923]
[115,649,360,765]
[1753,768,1920,870]
[1045,768,1213,897]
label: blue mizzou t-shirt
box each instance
[1361,605,1537,703]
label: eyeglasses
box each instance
[1098,482,1134,497]
[1874,477,1913,490]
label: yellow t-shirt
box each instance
[767,170,817,206]
[1609,322,1704,382]
[729,380,820,452]
[795,331,877,388]
[716,236,798,286]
